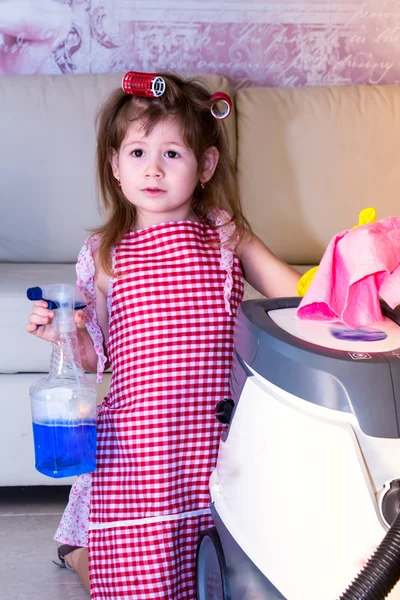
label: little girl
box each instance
[27,72,300,599]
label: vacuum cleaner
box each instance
[196,297,400,600]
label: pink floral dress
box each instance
[55,212,243,599]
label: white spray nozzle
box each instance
[40,284,81,333]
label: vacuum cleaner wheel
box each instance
[196,527,231,600]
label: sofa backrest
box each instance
[0,72,235,263]
[236,85,400,265]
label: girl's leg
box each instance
[54,473,92,593]
[64,548,90,593]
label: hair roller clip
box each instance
[122,71,166,98]
[210,92,232,120]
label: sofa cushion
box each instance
[0,263,78,373]
[0,72,235,263]
[236,85,400,265]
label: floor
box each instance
[0,486,89,600]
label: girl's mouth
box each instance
[142,188,166,196]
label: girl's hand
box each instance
[26,300,55,341]
[26,301,85,342]
[75,309,86,330]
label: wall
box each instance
[1,0,400,88]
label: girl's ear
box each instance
[110,149,120,179]
[199,146,219,184]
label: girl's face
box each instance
[111,117,218,229]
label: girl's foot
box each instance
[53,544,82,571]
[54,545,90,594]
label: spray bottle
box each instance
[27,284,97,478]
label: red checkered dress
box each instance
[88,219,243,599]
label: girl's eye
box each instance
[132,149,144,157]
[166,150,180,159]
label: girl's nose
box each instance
[145,160,164,178]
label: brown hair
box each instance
[92,72,251,275]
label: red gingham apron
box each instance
[88,220,243,599]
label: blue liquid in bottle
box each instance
[32,420,96,478]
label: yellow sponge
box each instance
[352,207,377,229]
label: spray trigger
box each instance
[26,286,86,311]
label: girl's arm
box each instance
[86,248,110,372]
[67,256,110,373]
[26,302,107,374]
[76,322,101,374]
[236,230,301,298]
[26,249,110,374]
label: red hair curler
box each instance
[210,92,232,120]
[122,71,166,98]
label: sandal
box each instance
[52,544,82,571]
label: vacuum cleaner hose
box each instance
[338,512,400,599]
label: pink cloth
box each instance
[297,217,400,328]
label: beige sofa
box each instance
[1,72,400,486]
